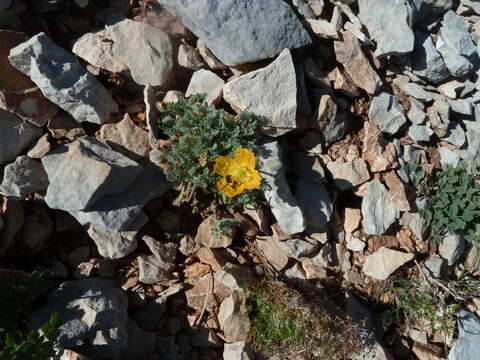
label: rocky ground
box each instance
[1,0,480,359]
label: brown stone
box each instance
[195,217,234,248]
[196,247,227,271]
[383,171,411,211]
[233,212,258,237]
[0,30,58,127]
[344,208,362,233]
[302,263,328,279]
[255,236,289,271]
[362,121,398,172]
[222,314,250,342]
[185,273,231,312]
[411,343,443,360]
[332,68,360,98]
[184,262,211,278]
[48,112,86,141]
[315,95,337,130]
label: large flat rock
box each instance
[363,247,414,280]
[157,0,311,66]
[223,49,299,137]
[9,33,118,125]
[362,179,399,235]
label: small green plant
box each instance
[158,95,264,207]
[0,270,59,360]
[406,162,480,243]
[212,217,239,239]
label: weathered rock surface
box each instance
[47,112,86,141]
[257,142,305,235]
[223,49,299,137]
[0,30,57,127]
[27,134,51,159]
[105,18,174,87]
[362,179,399,235]
[448,310,480,360]
[42,137,142,211]
[384,171,410,211]
[424,256,446,278]
[358,0,415,58]
[8,33,118,125]
[362,122,398,172]
[334,32,381,94]
[97,114,150,161]
[195,217,234,248]
[363,247,414,280]
[157,0,311,66]
[439,233,465,266]
[0,109,43,164]
[368,92,407,135]
[255,236,289,271]
[0,156,49,200]
[223,341,252,360]
[408,124,433,142]
[411,31,450,84]
[87,226,138,259]
[295,178,332,231]
[326,158,370,190]
[278,237,320,259]
[142,235,177,270]
[137,254,173,284]
[214,263,255,292]
[177,43,204,70]
[31,278,129,359]
[186,69,224,105]
[294,152,327,183]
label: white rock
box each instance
[87,226,138,259]
[177,44,204,70]
[439,233,465,266]
[363,247,414,280]
[185,69,224,105]
[346,233,366,252]
[326,158,370,190]
[448,310,480,360]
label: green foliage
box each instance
[212,217,239,239]
[406,162,480,243]
[0,270,59,360]
[158,94,260,192]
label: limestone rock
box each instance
[363,247,414,280]
[142,235,177,270]
[255,237,289,271]
[186,69,224,105]
[384,171,410,212]
[177,43,204,70]
[424,256,446,278]
[368,92,407,135]
[362,179,399,235]
[0,109,43,164]
[448,310,480,360]
[439,233,465,266]
[224,342,252,360]
[344,208,362,233]
[47,112,86,141]
[137,254,173,284]
[223,49,299,137]
[410,31,449,84]
[195,217,234,248]
[157,0,311,66]
[277,237,320,259]
[294,152,327,183]
[408,124,433,142]
[257,142,306,235]
[0,155,49,200]
[214,263,255,292]
[295,178,332,231]
[326,158,370,190]
[362,122,398,172]
[8,33,117,125]
[87,226,138,259]
[334,32,381,94]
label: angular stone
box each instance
[105,18,174,87]
[0,155,49,200]
[295,178,332,231]
[409,124,433,142]
[18,204,53,254]
[196,247,227,271]
[334,32,381,94]
[8,33,118,125]
[257,142,305,235]
[363,247,414,280]
[142,235,177,270]
[285,262,308,279]
[194,217,234,248]
[407,97,427,125]
[0,30,57,127]
[307,19,339,39]
[346,233,366,252]
[97,114,150,161]
[197,39,226,70]
[42,137,142,211]
[441,121,466,147]
[87,226,138,259]
[27,134,51,159]
[362,179,399,235]
[293,152,327,183]
[177,44,204,70]
[68,164,170,232]
[384,171,411,211]
[277,237,320,259]
[448,310,480,360]
[358,0,415,58]
[255,237,289,271]
[439,147,460,167]
[214,263,255,292]
[0,109,42,164]
[411,31,449,84]
[158,0,311,66]
[424,256,446,278]
[185,69,224,105]
[439,233,465,266]
[368,92,407,135]
[47,112,86,141]
[344,207,362,233]
[326,158,370,190]
[137,254,173,284]
[362,121,398,172]
[402,83,433,103]
[224,49,298,137]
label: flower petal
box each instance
[242,169,262,190]
[217,177,244,198]
[213,156,237,176]
[234,148,256,170]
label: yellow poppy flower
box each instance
[213,148,262,198]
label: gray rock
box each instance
[42,137,142,211]
[142,235,177,271]
[368,92,407,135]
[358,0,414,58]
[8,33,118,125]
[0,109,42,164]
[257,142,306,235]
[363,247,414,280]
[31,278,129,359]
[214,263,255,292]
[464,116,480,161]
[68,164,170,232]
[177,44,204,70]
[223,49,298,137]
[197,39,226,70]
[137,254,173,284]
[284,262,308,279]
[407,97,427,125]
[411,31,450,84]
[185,69,224,105]
[439,147,460,167]
[399,210,428,241]
[402,83,433,102]
[362,179,400,235]
[323,114,349,146]
[437,35,474,78]
[408,124,433,142]
[448,98,474,116]
[439,233,465,266]
[157,0,311,66]
[326,158,370,190]
[223,341,252,360]
[295,178,332,231]
[424,256,446,278]
[0,155,49,200]
[87,226,138,259]
[442,121,466,147]
[18,204,53,254]
[439,80,465,99]
[278,237,320,259]
[293,152,327,183]
[334,32,381,94]
[409,329,428,344]
[105,18,174,87]
[448,310,480,360]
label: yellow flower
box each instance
[214,148,262,198]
